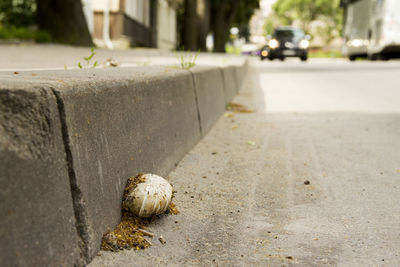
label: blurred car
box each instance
[260,26,310,61]
[341,0,400,61]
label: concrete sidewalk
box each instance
[90,60,400,266]
[0,44,246,71]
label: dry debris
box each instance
[101,173,179,252]
[224,112,235,118]
[267,254,295,261]
[159,236,166,244]
[105,57,119,67]
[226,103,254,113]
[167,202,180,215]
[247,140,256,146]
[137,228,154,237]
[101,212,152,251]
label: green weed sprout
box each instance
[175,49,200,70]
[78,47,98,69]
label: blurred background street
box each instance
[2,0,400,266]
[1,0,399,63]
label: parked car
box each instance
[341,0,400,61]
[260,26,310,61]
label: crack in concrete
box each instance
[50,88,90,265]
[189,71,203,137]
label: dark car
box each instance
[260,26,310,61]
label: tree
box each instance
[210,1,240,52]
[179,0,259,52]
[269,0,342,45]
[0,0,36,27]
[211,0,259,52]
[36,0,93,46]
[233,0,259,41]
[182,0,198,51]
[196,0,210,51]
[181,0,210,51]
[264,16,278,36]
[315,12,343,45]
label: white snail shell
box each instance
[125,174,172,218]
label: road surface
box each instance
[90,59,400,266]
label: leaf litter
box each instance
[101,173,179,252]
[226,102,254,113]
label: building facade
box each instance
[83,0,178,49]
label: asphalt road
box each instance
[90,59,400,266]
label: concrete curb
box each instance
[0,62,248,266]
[190,66,226,136]
[0,84,83,267]
[220,66,238,105]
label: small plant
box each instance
[78,47,98,69]
[175,49,200,70]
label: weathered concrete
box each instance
[0,61,247,265]
[220,66,240,104]
[0,83,82,267]
[47,67,202,261]
[89,59,400,267]
[190,66,226,135]
[234,64,247,93]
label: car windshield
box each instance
[274,29,304,39]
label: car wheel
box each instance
[260,57,265,61]
[380,55,390,61]
[300,56,308,62]
[268,57,274,61]
[371,54,390,61]
[349,56,357,61]
[279,57,285,61]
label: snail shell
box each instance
[125,174,172,218]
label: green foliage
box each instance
[34,30,51,42]
[83,47,96,63]
[0,0,36,27]
[0,25,33,39]
[208,0,259,51]
[0,25,51,42]
[0,0,51,43]
[232,0,260,25]
[238,24,250,41]
[225,44,241,55]
[175,49,200,70]
[264,16,278,36]
[233,0,260,42]
[211,0,259,38]
[267,0,343,45]
[78,47,98,69]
